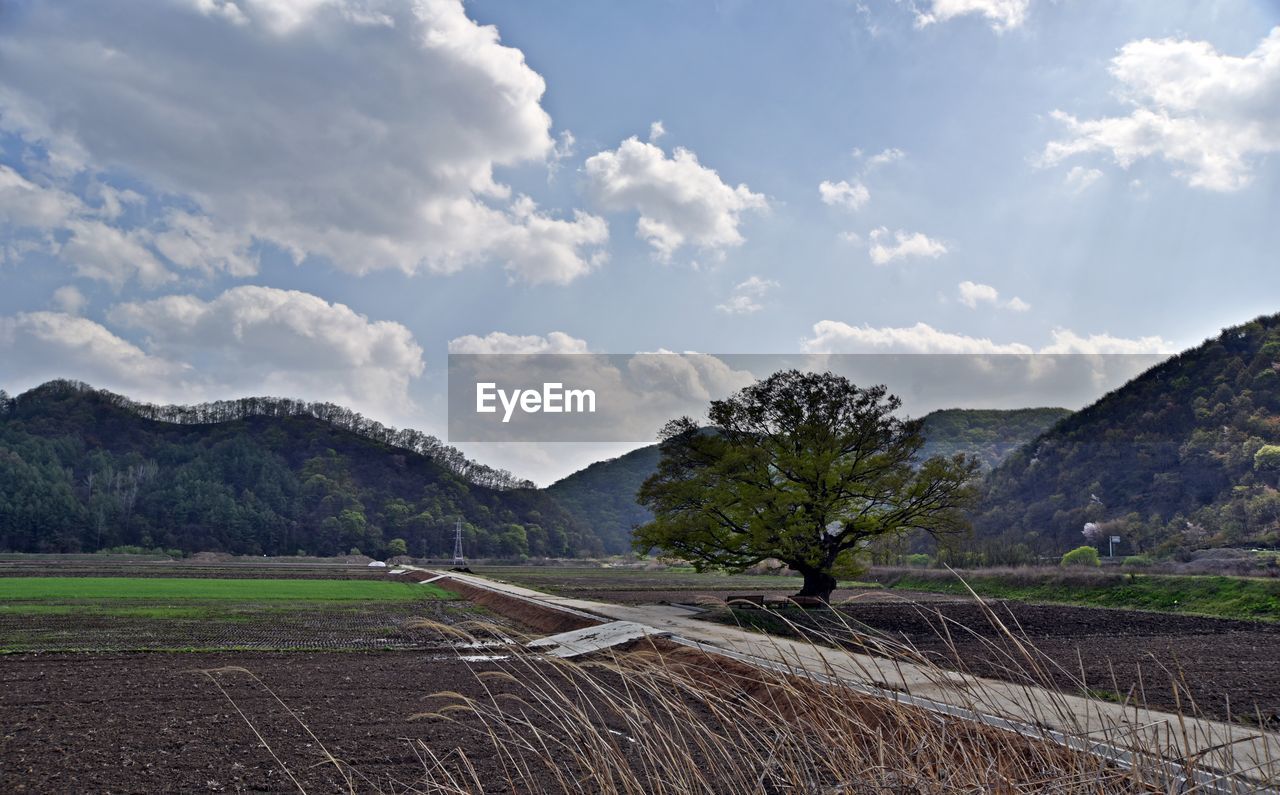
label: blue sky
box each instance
[1,0,1278,482]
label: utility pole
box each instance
[452,518,466,567]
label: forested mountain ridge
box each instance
[0,380,600,557]
[548,406,1071,554]
[545,444,661,554]
[972,313,1280,558]
[918,408,1072,470]
[16,311,1279,566]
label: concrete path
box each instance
[528,620,670,658]
[436,569,1280,791]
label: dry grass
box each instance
[204,593,1279,794]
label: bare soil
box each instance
[0,652,538,793]
[1,643,1142,795]
[715,599,1280,726]
[0,600,484,653]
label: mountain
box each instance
[547,407,1070,554]
[545,445,661,554]
[918,408,1072,470]
[0,381,601,558]
[971,313,1280,559]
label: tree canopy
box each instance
[633,370,978,601]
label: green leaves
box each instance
[634,370,979,589]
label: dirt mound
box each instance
[438,578,599,634]
[188,551,234,562]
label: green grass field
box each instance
[0,576,453,604]
[0,576,459,651]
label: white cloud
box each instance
[93,186,147,222]
[151,211,258,278]
[626,351,756,404]
[547,129,576,179]
[0,164,258,284]
[584,136,766,261]
[1040,328,1173,354]
[0,0,607,284]
[52,286,87,315]
[957,281,1000,308]
[0,311,187,394]
[648,121,666,142]
[109,286,425,415]
[1064,165,1103,193]
[818,147,901,215]
[447,331,590,354]
[818,179,870,211]
[716,276,779,315]
[803,321,1034,354]
[868,227,947,265]
[802,320,1169,355]
[915,0,1030,32]
[957,281,1030,312]
[189,0,250,27]
[60,220,173,288]
[1042,28,1280,191]
[0,165,83,229]
[865,147,906,169]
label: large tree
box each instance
[633,370,978,602]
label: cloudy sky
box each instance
[1,0,1278,483]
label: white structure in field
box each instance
[452,518,466,566]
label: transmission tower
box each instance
[451,518,466,566]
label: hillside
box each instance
[0,381,601,558]
[549,407,1069,554]
[919,408,1072,470]
[972,313,1280,558]
[545,445,661,554]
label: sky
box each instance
[1,0,1278,484]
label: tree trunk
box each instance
[795,567,837,603]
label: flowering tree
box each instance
[1081,522,1103,543]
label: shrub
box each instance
[903,553,931,567]
[1121,554,1152,567]
[1060,546,1101,567]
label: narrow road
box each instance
[437,568,1280,792]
